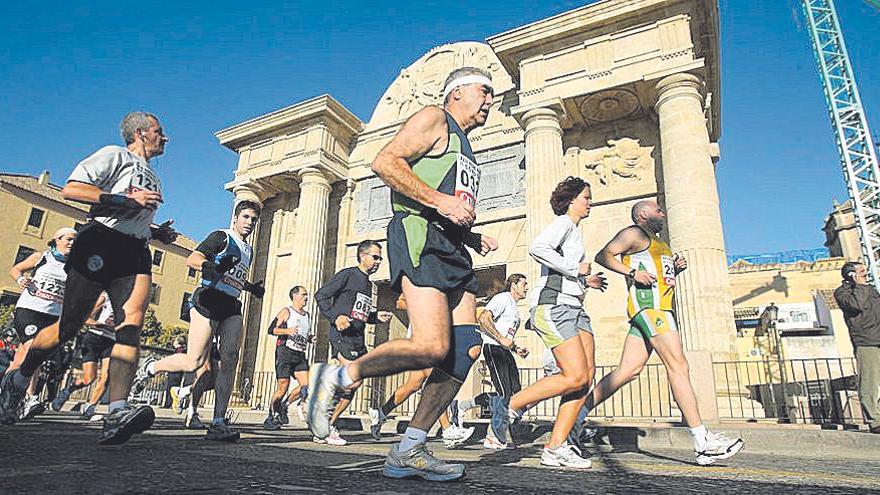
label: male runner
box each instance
[313,239,393,446]
[51,292,115,419]
[451,273,529,449]
[133,200,264,442]
[585,200,743,465]
[8,227,77,421]
[0,111,176,447]
[263,286,313,430]
[307,67,498,481]
[368,295,476,448]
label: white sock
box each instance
[399,427,427,452]
[337,365,355,388]
[108,400,127,413]
[188,404,196,414]
[178,385,191,397]
[690,424,708,449]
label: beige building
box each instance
[216,0,736,393]
[0,171,199,331]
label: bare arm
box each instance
[84,293,107,327]
[270,307,294,336]
[595,226,655,284]
[62,181,162,209]
[371,106,475,226]
[186,251,207,271]
[478,309,513,348]
[10,251,43,288]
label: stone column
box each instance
[654,73,735,358]
[290,168,332,325]
[522,106,566,282]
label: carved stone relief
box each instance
[564,138,654,187]
[577,88,641,124]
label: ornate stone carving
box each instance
[565,138,654,186]
[369,42,513,129]
[577,88,641,123]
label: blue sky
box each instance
[2,0,878,255]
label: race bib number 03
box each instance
[660,255,676,287]
[454,154,480,209]
[351,292,373,322]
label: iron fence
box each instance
[714,357,861,425]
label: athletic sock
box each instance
[109,400,127,414]
[398,427,427,452]
[459,398,477,411]
[380,397,397,417]
[337,365,355,389]
[11,370,30,388]
[689,424,708,449]
[212,417,224,426]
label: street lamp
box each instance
[766,302,791,422]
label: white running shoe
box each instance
[540,442,592,469]
[325,426,347,446]
[441,425,475,449]
[482,435,512,450]
[312,436,327,444]
[369,407,381,427]
[306,363,342,440]
[295,403,307,423]
[695,431,744,466]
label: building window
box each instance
[152,250,164,267]
[14,246,36,265]
[149,283,161,304]
[181,292,192,318]
[187,267,197,279]
[27,208,45,229]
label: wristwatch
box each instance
[628,268,637,278]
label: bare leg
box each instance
[545,332,594,448]
[287,371,309,404]
[584,334,652,411]
[270,378,290,414]
[650,331,702,427]
[329,355,362,425]
[212,316,243,422]
[87,357,111,406]
[509,336,592,419]
[106,274,150,404]
[153,309,213,374]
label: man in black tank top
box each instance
[307,67,498,482]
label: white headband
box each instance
[442,75,494,101]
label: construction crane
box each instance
[802,0,880,288]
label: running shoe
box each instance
[185,409,206,429]
[0,370,28,425]
[695,431,744,466]
[97,405,155,446]
[489,394,511,444]
[442,425,475,449]
[20,395,45,422]
[169,387,182,415]
[206,421,241,442]
[277,403,289,426]
[482,434,514,450]
[369,407,386,441]
[51,387,73,412]
[326,426,347,446]
[312,436,327,444]
[295,402,307,423]
[383,443,465,482]
[129,358,156,397]
[306,363,342,440]
[263,413,282,431]
[567,422,598,451]
[81,404,100,421]
[540,442,592,469]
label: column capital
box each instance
[519,106,563,140]
[297,167,332,189]
[232,181,266,208]
[655,72,705,109]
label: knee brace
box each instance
[436,324,481,382]
[114,324,140,347]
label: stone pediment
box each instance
[365,42,514,132]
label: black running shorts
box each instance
[190,287,242,323]
[483,343,522,398]
[274,346,308,379]
[330,337,368,362]
[81,332,114,362]
[387,212,478,294]
[12,307,58,343]
[66,222,151,284]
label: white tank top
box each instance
[282,306,311,352]
[87,295,116,340]
[16,251,68,316]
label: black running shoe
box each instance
[0,371,28,425]
[206,421,240,442]
[263,414,282,431]
[97,405,155,446]
[20,399,45,422]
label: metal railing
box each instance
[714,357,861,425]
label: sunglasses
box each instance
[369,254,383,261]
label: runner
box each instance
[312,239,393,446]
[307,67,498,481]
[263,286,313,430]
[7,227,77,421]
[132,200,264,442]
[51,292,115,420]
[183,357,215,429]
[582,199,743,465]
[450,273,529,449]
[368,295,475,448]
[0,111,176,448]
[506,177,607,469]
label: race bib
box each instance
[128,162,161,195]
[221,262,249,292]
[454,154,480,209]
[286,334,309,352]
[351,292,373,322]
[505,316,521,340]
[660,255,676,287]
[31,275,65,303]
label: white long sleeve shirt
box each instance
[527,215,586,308]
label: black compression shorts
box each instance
[66,222,151,284]
[81,332,114,362]
[12,307,58,343]
[274,346,308,379]
[190,287,242,322]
